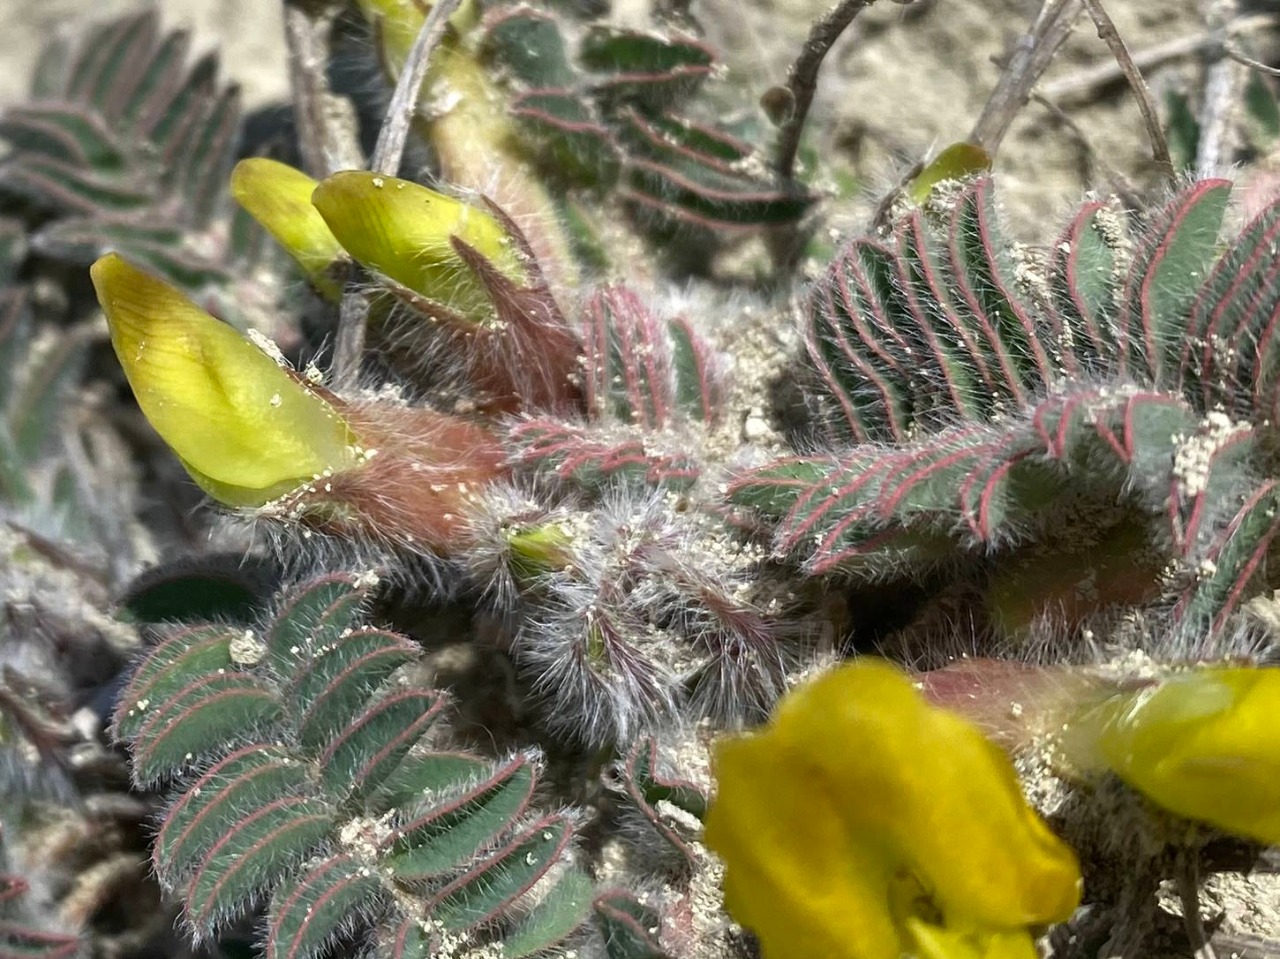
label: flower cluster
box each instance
[705,660,1081,959]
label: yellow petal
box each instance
[707,660,1081,959]
[230,158,346,300]
[906,920,1039,959]
[1090,667,1280,844]
[311,171,524,322]
[354,0,421,67]
[91,254,356,507]
[707,735,901,959]
[770,660,1081,928]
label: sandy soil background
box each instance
[0,0,287,107]
[0,0,1253,237]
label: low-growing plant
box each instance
[5,2,1280,959]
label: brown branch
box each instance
[773,0,882,181]
[1081,0,1175,180]
[969,0,1084,156]
[1041,12,1278,100]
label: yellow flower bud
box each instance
[90,254,356,507]
[311,171,524,322]
[907,142,992,204]
[1085,667,1280,844]
[353,0,577,291]
[506,522,574,582]
[230,158,346,300]
[706,660,1081,959]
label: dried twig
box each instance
[968,0,1084,156]
[1205,932,1280,959]
[772,0,882,181]
[1225,40,1280,77]
[282,1,363,178]
[1081,0,1176,180]
[331,286,370,393]
[1041,13,1278,100]
[333,0,461,390]
[369,0,462,176]
[1032,92,1139,201]
[1196,0,1242,178]
[1177,851,1218,959]
[1197,60,1241,177]
[870,0,1081,231]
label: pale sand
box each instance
[0,0,287,108]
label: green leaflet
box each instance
[754,177,1280,633]
[385,758,537,880]
[115,574,591,956]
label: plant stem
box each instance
[369,0,462,176]
[969,0,1084,156]
[773,0,882,181]
[1080,0,1176,180]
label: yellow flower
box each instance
[230,158,346,300]
[310,171,524,322]
[705,660,1080,959]
[90,254,356,507]
[1077,667,1280,845]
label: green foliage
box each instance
[481,4,814,254]
[593,891,665,959]
[507,285,720,495]
[0,12,289,332]
[611,738,707,873]
[113,573,592,955]
[116,554,281,626]
[733,176,1280,635]
[0,228,82,512]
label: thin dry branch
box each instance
[772,0,882,181]
[1080,0,1175,180]
[370,0,462,176]
[969,0,1084,156]
[333,0,461,390]
[1041,12,1278,100]
[1032,92,1139,201]
[332,286,369,392]
[1225,41,1280,77]
[872,0,1082,230]
[1177,852,1218,959]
